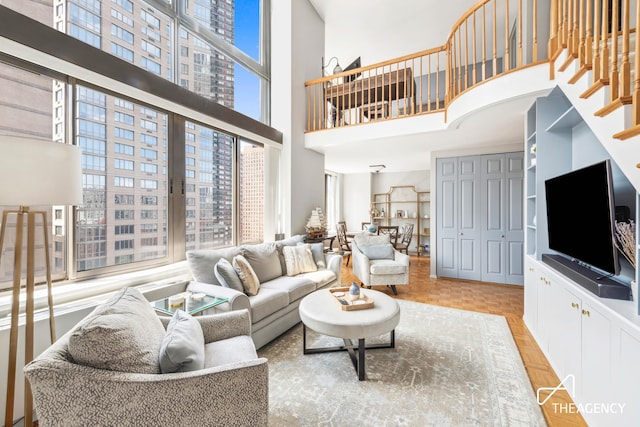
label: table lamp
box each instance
[0,135,82,427]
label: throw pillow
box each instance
[241,242,283,282]
[214,258,244,292]
[360,243,395,260]
[67,287,166,374]
[275,234,306,272]
[159,310,205,373]
[186,247,242,286]
[297,242,326,269]
[233,255,261,296]
[283,245,318,276]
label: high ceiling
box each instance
[306,0,537,174]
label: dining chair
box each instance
[395,223,414,254]
[336,222,352,266]
[377,225,399,248]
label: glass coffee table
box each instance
[151,293,229,316]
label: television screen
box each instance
[545,160,619,275]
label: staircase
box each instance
[552,41,640,193]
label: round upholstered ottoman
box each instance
[298,288,400,380]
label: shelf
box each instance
[527,164,536,171]
[527,195,536,200]
[527,131,536,141]
[527,225,537,230]
[545,106,581,132]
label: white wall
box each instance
[342,173,372,232]
[271,0,327,236]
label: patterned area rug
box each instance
[258,300,546,426]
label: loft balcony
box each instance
[305,0,640,179]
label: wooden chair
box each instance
[336,222,352,266]
[395,223,414,254]
[377,225,399,247]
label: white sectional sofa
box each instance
[186,235,342,349]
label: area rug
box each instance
[258,300,546,426]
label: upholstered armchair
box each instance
[24,288,268,427]
[351,232,410,295]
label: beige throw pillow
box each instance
[233,255,261,296]
[283,245,318,276]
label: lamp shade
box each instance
[0,135,82,206]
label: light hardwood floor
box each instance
[341,255,587,427]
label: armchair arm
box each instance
[25,354,268,427]
[394,250,410,267]
[186,281,250,313]
[351,242,371,286]
[325,253,342,282]
[196,309,251,343]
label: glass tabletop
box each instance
[151,293,229,316]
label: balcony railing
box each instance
[305,0,549,132]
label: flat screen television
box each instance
[545,159,620,275]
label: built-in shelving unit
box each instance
[523,87,640,426]
[370,185,430,255]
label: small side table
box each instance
[151,293,229,316]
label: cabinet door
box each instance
[523,257,538,331]
[547,286,581,382]
[505,152,524,285]
[481,154,506,283]
[436,158,458,277]
[457,156,481,280]
[614,327,640,426]
[579,301,612,425]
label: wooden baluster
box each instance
[592,0,601,82]
[473,11,478,85]
[601,0,610,84]
[610,0,620,102]
[566,0,574,54]
[572,0,580,57]
[504,0,510,71]
[578,0,585,64]
[456,28,462,95]
[518,0,523,67]
[482,2,487,81]
[563,0,569,47]
[421,54,425,113]
[437,51,441,109]
[549,0,557,56]
[494,0,500,75]
[465,17,469,91]
[584,0,593,68]
[620,0,631,99]
[532,0,538,62]
[633,0,640,126]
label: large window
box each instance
[0,1,274,289]
[185,121,234,250]
[239,140,264,244]
[75,86,169,272]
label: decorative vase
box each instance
[368,224,378,233]
[349,282,360,301]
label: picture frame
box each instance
[396,209,404,218]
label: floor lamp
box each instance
[0,135,82,427]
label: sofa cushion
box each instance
[186,247,243,286]
[260,275,317,303]
[247,287,290,323]
[370,259,407,275]
[159,310,205,373]
[297,269,337,289]
[204,335,258,368]
[233,255,261,296]
[214,258,244,292]
[241,242,283,283]
[360,243,395,260]
[68,287,165,374]
[283,245,317,276]
[275,234,306,272]
[299,242,326,269]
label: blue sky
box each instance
[233,0,261,122]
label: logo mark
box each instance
[537,374,575,405]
